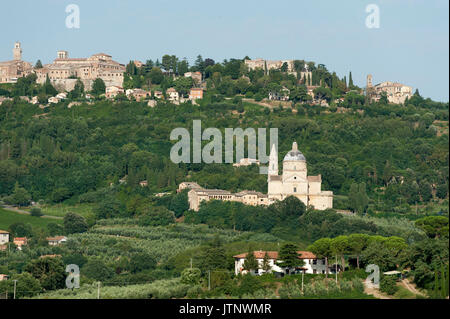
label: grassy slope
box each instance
[39,203,94,218]
[0,208,62,230]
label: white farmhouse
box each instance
[233,250,332,276]
[46,236,67,246]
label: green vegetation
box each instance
[0,208,62,230]
[0,54,447,299]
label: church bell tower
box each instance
[268,143,278,180]
[13,42,22,61]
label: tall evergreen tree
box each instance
[243,250,259,274]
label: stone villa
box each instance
[183,142,333,211]
[34,50,125,92]
[0,42,33,83]
[244,58,296,75]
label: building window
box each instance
[293,187,297,193]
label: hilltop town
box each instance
[1,42,414,109]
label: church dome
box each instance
[283,142,306,162]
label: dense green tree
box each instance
[24,257,66,290]
[277,243,304,271]
[92,78,106,95]
[347,234,370,268]
[63,212,88,234]
[6,182,31,206]
[82,259,114,281]
[415,216,449,239]
[169,189,189,218]
[8,222,33,237]
[0,272,42,298]
[200,236,228,272]
[308,237,333,278]
[129,253,157,273]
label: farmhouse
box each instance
[46,236,67,246]
[233,250,333,276]
[13,237,28,250]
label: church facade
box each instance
[184,141,333,211]
[267,142,333,210]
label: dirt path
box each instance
[401,278,426,297]
[1,205,63,220]
[363,281,391,299]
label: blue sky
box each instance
[1,0,448,101]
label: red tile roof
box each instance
[46,236,66,241]
[233,250,317,260]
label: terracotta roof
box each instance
[92,53,112,57]
[46,236,66,241]
[233,251,279,259]
[297,251,317,259]
[307,175,322,182]
[0,230,9,234]
[233,250,317,260]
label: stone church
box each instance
[0,42,33,83]
[267,142,333,210]
[183,141,333,211]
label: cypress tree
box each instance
[348,71,354,88]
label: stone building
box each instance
[189,88,204,100]
[184,71,202,84]
[105,85,124,99]
[267,142,333,210]
[34,50,125,92]
[187,187,271,211]
[184,141,333,211]
[244,58,295,74]
[366,74,413,104]
[0,42,33,83]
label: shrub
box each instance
[30,207,43,217]
[380,275,398,295]
[181,268,202,285]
